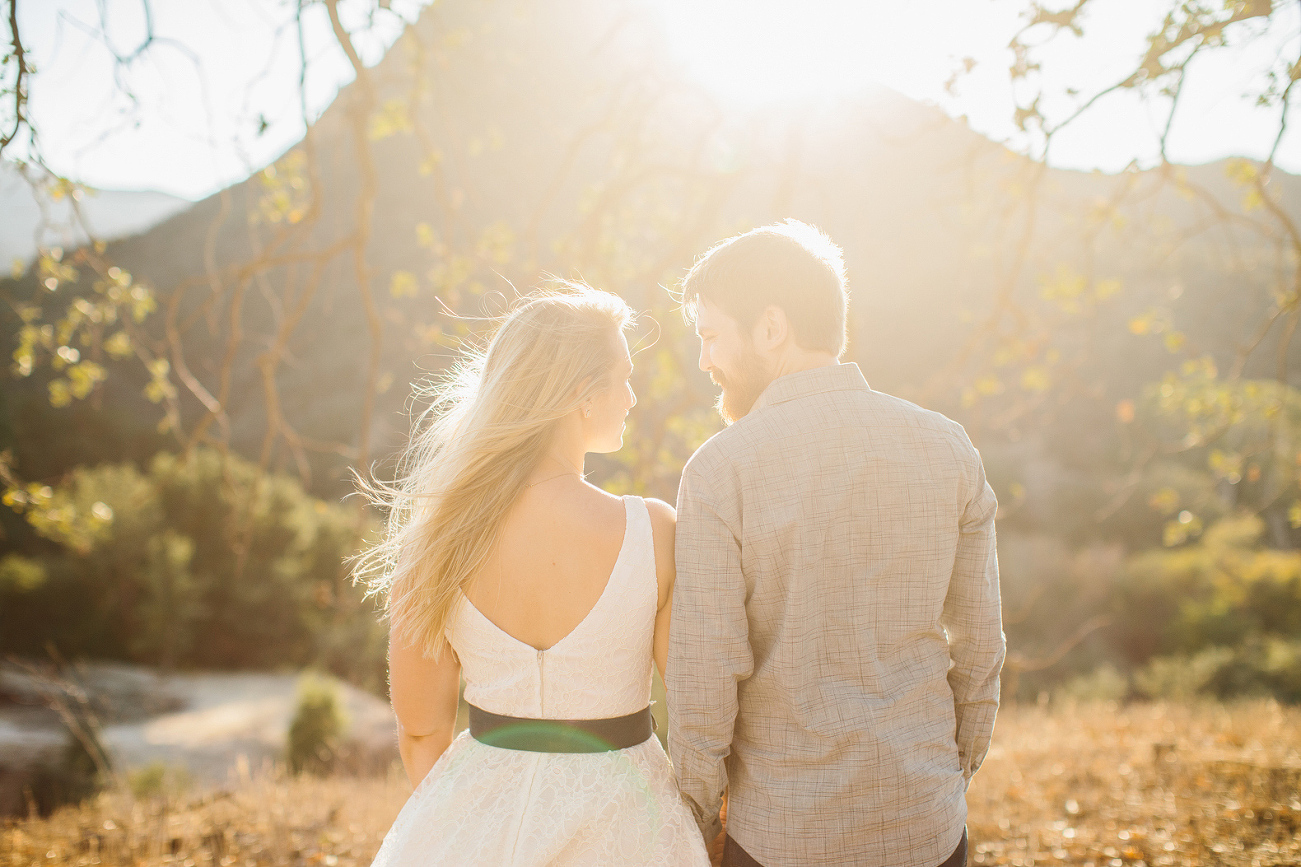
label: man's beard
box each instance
[711,344,773,425]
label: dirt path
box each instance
[0,663,396,786]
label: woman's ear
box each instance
[571,375,595,407]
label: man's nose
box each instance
[698,343,710,373]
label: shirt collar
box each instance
[751,362,870,413]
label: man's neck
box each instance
[770,350,839,380]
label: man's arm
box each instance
[942,440,1005,782]
[668,461,752,843]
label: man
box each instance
[667,220,1005,867]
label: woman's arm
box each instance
[389,626,461,789]
[646,497,678,682]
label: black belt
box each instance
[468,704,654,753]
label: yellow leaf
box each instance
[1148,487,1180,516]
[418,151,443,176]
[1094,279,1122,300]
[104,331,133,359]
[1225,157,1259,186]
[68,361,105,399]
[48,380,72,408]
[368,98,413,141]
[1021,366,1051,393]
[416,223,436,248]
[389,271,419,299]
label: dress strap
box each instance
[624,495,658,609]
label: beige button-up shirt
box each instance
[668,363,1004,867]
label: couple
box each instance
[362,221,1005,867]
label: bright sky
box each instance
[9,0,1301,200]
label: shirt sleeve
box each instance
[942,436,1005,782]
[667,459,752,844]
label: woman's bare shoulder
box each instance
[643,497,676,560]
[643,496,676,529]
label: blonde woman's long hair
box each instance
[355,285,634,659]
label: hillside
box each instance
[2,0,1296,509]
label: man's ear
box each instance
[752,305,789,352]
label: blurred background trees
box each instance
[1,0,1299,701]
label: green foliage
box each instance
[0,448,387,688]
[1131,647,1236,701]
[1053,663,1129,705]
[0,553,47,592]
[127,760,191,801]
[1106,514,1301,701]
[12,249,159,412]
[1137,370,1301,546]
[287,674,346,776]
[1119,514,1301,656]
[253,150,311,226]
[1133,640,1301,703]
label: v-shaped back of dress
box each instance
[450,495,656,720]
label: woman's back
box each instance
[372,493,708,866]
[454,492,657,721]
[463,482,631,653]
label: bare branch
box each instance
[0,0,29,155]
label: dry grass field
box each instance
[3,701,1299,867]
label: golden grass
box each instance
[966,701,1301,867]
[3,701,1300,867]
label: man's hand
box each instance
[708,792,729,867]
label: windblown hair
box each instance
[355,285,634,659]
[680,219,848,356]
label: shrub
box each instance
[127,760,191,801]
[0,448,387,688]
[1054,664,1130,704]
[1131,639,1301,702]
[1116,515,1301,659]
[1131,647,1234,700]
[287,674,347,776]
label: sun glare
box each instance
[653,0,1301,172]
[654,0,1020,109]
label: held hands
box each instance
[708,793,728,867]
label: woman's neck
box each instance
[524,441,587,488]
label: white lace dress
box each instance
[370,496,710,867]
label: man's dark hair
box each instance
[680,219,848,356]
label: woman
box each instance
[356,286,710,866]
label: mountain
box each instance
[0,162,190,270]
[2,0,1297,517]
